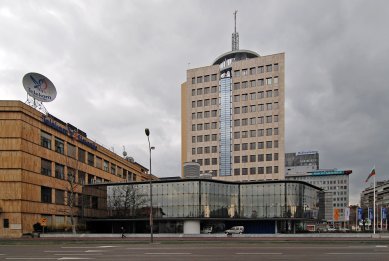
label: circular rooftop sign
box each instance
[22,72,57,102]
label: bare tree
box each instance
[66,167,78,234]
[108,185,148,218]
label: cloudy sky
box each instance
[1,0,388,204]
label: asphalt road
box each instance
[0,241,388,261]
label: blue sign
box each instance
[358,207,363,221]
[382,208,388,220]
[368,208,374,221]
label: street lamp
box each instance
[145,128,155,243]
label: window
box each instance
[192,136,196,143]
[205,158,210,165]
[197,159,203,166]
[234,156,240,163]
[197,124,203,131]
[234,132,240,139]
[211,98,217,105]
[204,87,210,94]
[274,77,279,84]
[274,153,279,161]
[274,63,279,71]
[258,129,264,136]
[250,80,256,87]
[266,166,273,174]
[211,134,217,141]
[274,89,279,97]
[197,100,203,107]
[274,115,279,122]
[211,146,217,153]
[103,160,109,172]
[258,167,264,174]
[250,167,256,175]
[274,128,279,135]
[78,148,85,163]
[204,135,210,142]
[242,81,248,88]
[197,147,203,154]
[242,106,248,113]
[92,196,98,209]
[233,82,240,90]
[249,67,256,75]
[204,99,210,106]
[258,79,264,86]
[250,117,256,125]
[197,88,203,95]
[211,110,217,117]
[87,152,94,166]
[234,119,240,126]
[211,74,217,81]
[250,130,256,137]
[266,90,273,98]
[258,154,264,162]
[250,155,256,162]
[242,143,248,150]
[67,167,76,182]
[78,171,85,184]
[241,94,248,101]
[3,219,9,229]
[258,142,264,149]
[204,146,210,154]
[192,113,196,119]
[266,128,273,136]
[54,137,64,154]
[258,91,264,99]
[234,144,240,151]
[192,101,196,108]
[234,107,240,114]
[266,78,272,85]
[258,116,264,124]
[41,131,52,149]
[204,111,210,118]
[250,93,256,100]
[266,116,272,123]
[242,118,248,126]
[88,174,95,184]
[234,70,241,77]
[55,189,65,205]
[211,122,217,129]
[274,102,279,109]
[266,154,273,161]
[197,135,203,142]
[266,103,272,110]
[192,77,195,84]
[211,86,217,93]
[258,66,264,73]
[192,148,196,155]
[197,76,203,83]
[55,163,64,179]
[192,125,196,131]
[266,141,272,148]
[242,69,248,75]
[41,158,52,176]
[234,95,240,102]
[212,158,217,165]
[242,168,248,175]
[204,75,210,82]
[41,186,52,203]
[242,131,248,138]
[111,164,116,175]
[191,89,196,96]
[266,64,272,72]
[204,123,210,130]
[250,142,256,150]
[234,168,240,175]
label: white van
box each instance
[225,226,244,234]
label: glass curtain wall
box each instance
[219,74,232,176]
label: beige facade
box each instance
[0,101,152,237]
[182,52,285,182]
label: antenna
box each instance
[232,10,239,51]
[122,146,127,157]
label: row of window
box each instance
[234,115,279,126]
[192,158,218,166]
[234,90,279,102]
[191,86,218,96]
[41,130,139,177]
[191,98,218,108]
[233,77,279,90]
[191,134,218,143]
[41,158,137,183]
[233,103,279,114]
[234,166,279,175]
[191,146,218,154]
[191,122,218,131]
[233,141,279,150]
[233,153,279,163]
[234,128,279,138]
[234,63,279,77]
[191,74,218,84]
[41,186,98,209]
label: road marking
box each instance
[6,258,57,260]
[58,258,94,260]
[144,253,192,255]
[54,254,102,256]
[98,246,118,248]
[45,251,85,253]
[376,245,388,248]
[236,252,282,255]
[85,250,105,253]
[327,253,385,255]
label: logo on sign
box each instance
[23,72,57,102]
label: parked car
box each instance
[201,226,213,234]
[225,226,244,235]
[327,227,336,232]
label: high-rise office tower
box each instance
[181,13,285,181]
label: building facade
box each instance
[85,179,322,234]
[0,101,151,237]
[181,27,285,181]
[286,169,351,222]
[285,151,319,175]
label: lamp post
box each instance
[145,128,154,243]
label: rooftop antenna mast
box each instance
[232,10,239,51]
